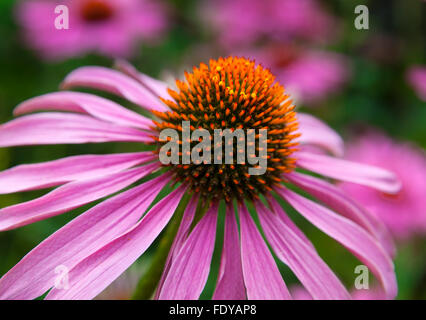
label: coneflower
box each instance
[0,57,399,300]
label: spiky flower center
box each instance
[152,57,300,202]
[80,0,114,23]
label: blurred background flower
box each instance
[340,131,426,240]
[241,45,351,106]
[0,0,425,300]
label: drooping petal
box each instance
[277,187,397,299]
[14,91,154,130]
[266,195,315,249]
[46,185,187,300]
[61,66,168,112]
[213,203,246,300]
[0,174,170,300]
[284,172,395,256]
[0,162,159,231]
[0,152,155,194]
[296,113,344,157]
[155,194,199,299]
[115,60,172,100]
[158,202,218,300]
[296,151,401,194]
[256,200,351,300]
[238,202,292,300]
[0,112,154,147]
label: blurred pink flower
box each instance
[0,58,399,300]
[406,66,426,102]
[243,45,350,105]
[16,0,168,60]
[203,0,337,48]
[341,132,426,240]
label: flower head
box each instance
[16,0,168,60]
[152,57,299,201]
[340,132,426,239]
[0,57,400,300]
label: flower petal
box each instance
[0,152,155,194]
[14,91,154,130]
[61,66,168,112]
[277,187,397,299]
[115,60,172,100]
[296,113,344,157]
[238,202,292,300]
[158,202,218,300]
[0,112,153,147]
[155,194,199,299]
[285,172,395,256]
[256,200,350,300]
[296,151,401,194]
[46,185,186,300]
[213,203,246,300]
[0,162,159,231]
[0,174,170,300]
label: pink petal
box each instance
[256,200,351,300]
[0,174,170,300]
[213,203,246,300]
[296,113,344,157]
[155,194,199,299]
[115,60,172,100]
[285,172,395,257]
[158,202,218,300]
[0,112,154,147]
[0,163,159,231]
[238,202,292,300]
[61,66,168,112]
[277,187,397,299]
[14,91,154,130]
[46,185,186,300]
[296,151,401,194]
[0,152,155,194]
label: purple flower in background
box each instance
[16,0,168,60]
[341,132,426,240]
[0,57,399,300]
[243,44,350,105]
[406,66,426,101]
[202,0,337,48]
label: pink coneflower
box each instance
[202,0,338,48]
[243,45,350,105]
[16,0,168,60]
[406,66,426,102]
[340,132,426,240]
[0,57,399,300]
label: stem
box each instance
[131,192,191,300]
